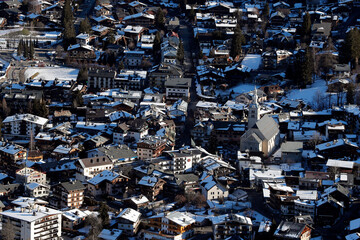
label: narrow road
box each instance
[177,20,198,147]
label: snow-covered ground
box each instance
[286,79,346,109]
[24,66,79,81]
[215,83,257,98]
[240,54,262,72]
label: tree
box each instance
[177,40,184,63]
[294,48,313,87]
[155,8,165,29]
[27,100,33,114]
[99,202,109,227]
[29,40,35,60]
[85,215,103,240]
[175,194,187,205]
[340,28,360,67]
[1,219,15,240]
[347,83,355,104]
[79,17,91,34]
[302,12,311,37]
[118,61,124,71]
[262,3,269,20]
[189,6,195,21]
[77,66,88,84]
[33,99,48,117]
[17,39,23,56]
[2,98,10,117]
[180,0,187,12]
[230,25,245,59]
[62,0,76,49]
[153,31,161,54]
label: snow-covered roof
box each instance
[326,159,354,169]
[3,114,48,126]
[117,208,141,222]
[165,211,195,226]
[98,229,122,240]
[88,170,119,185]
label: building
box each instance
[240,115,281,157]
[116,208,141,236]
[0,143,27,166]
[87,68,116,90]
[281,141,303,163]
[138,176,166,201]
[87,170,129,197]
[0,203,62,240]
[75,156,114,181]
[137,136,167,160]
[200,175,229,200]
[165,78,192,102]
[165,148,202,173]
[15,167,47,185]
[3,114,48,140]
[143,211,195,240]
[62,209,93,229]
[212,214,253,240]
[51,181,85,209]
[273,221,311,240]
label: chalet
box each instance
[137,175,165,201]
[273,221,311,240]
[67,44,96,62]
[50,181,85,209]
[87,170,129,197]
[213,214,253,240]
[116,208,141,236]
[143,211,195,240]
[122,12,155,27]
[75,156,114,181]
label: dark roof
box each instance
[78,156,112,168]
[60,181,85,192]
[253,115,279,140]
[97,145,137,160]
[273,221,307,238]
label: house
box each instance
[165,78,192,102]
[0,204,62,240]
[62,209,93,229]
[87,68,116,90]
[98,229,123,240]
[212,214,253,240]
[25,183,50,198]
[3,113,48,140]
[273,221,311,240]
[137,136,167,160]
[315,139,359,159]
[51,181,85,209]
[200,175,229,200]
[87,170,129,197]
[16,167,47,185]
[143,211,195,240]
[137,175,166,201]
[75,156,114,181]
[87,145,137,164]
[122,12,155,27]
[113,119,149,144]
[281,142,303,163]
[240,115,281,157]
[262,50,293,69]
[333,64,351,77]
[67,44,96,62]
[123,50,145,68]
[117,208,141,236]
[123,25,146,41]
[0,143,27,166]
[235,89,267,105]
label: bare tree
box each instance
[312,90,327,110]
[85,214,103,240]
[308,132,323,150]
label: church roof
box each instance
[254,115,279,140]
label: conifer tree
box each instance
[79,17,91,34]
[177,40,184,63]
[155,8,165,29]
[62,0,76,49]
[230,25,245,59]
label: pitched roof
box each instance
[60,181,85,192]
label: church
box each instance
[240,89,280,157]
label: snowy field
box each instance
[240,54,262,72]
[24,66,79,81]
[286,79,346,109]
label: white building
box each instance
[3,114,48,139]
[75,156,114,181]
[0,203,62,240]
[165,78,191,101]
[117,208,141,236]
[200,174,229,200]
[16,167,47,185]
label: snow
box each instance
[286,79,346,109]
[24,66,79,81]
[239,54,262,72]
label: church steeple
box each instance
[248,87,260,129]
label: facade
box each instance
[51,181,85,209]
[165,78,192,101]
[16,167,47,185]
[87,68,116,90]
[0,204,62,240]
[3,114,48,140]
[137,136,167,160]
[143,211,195,240]
[117,208,141,236]
[240,115,281,157]
[212,214,253,240]
[75,156,114,181]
